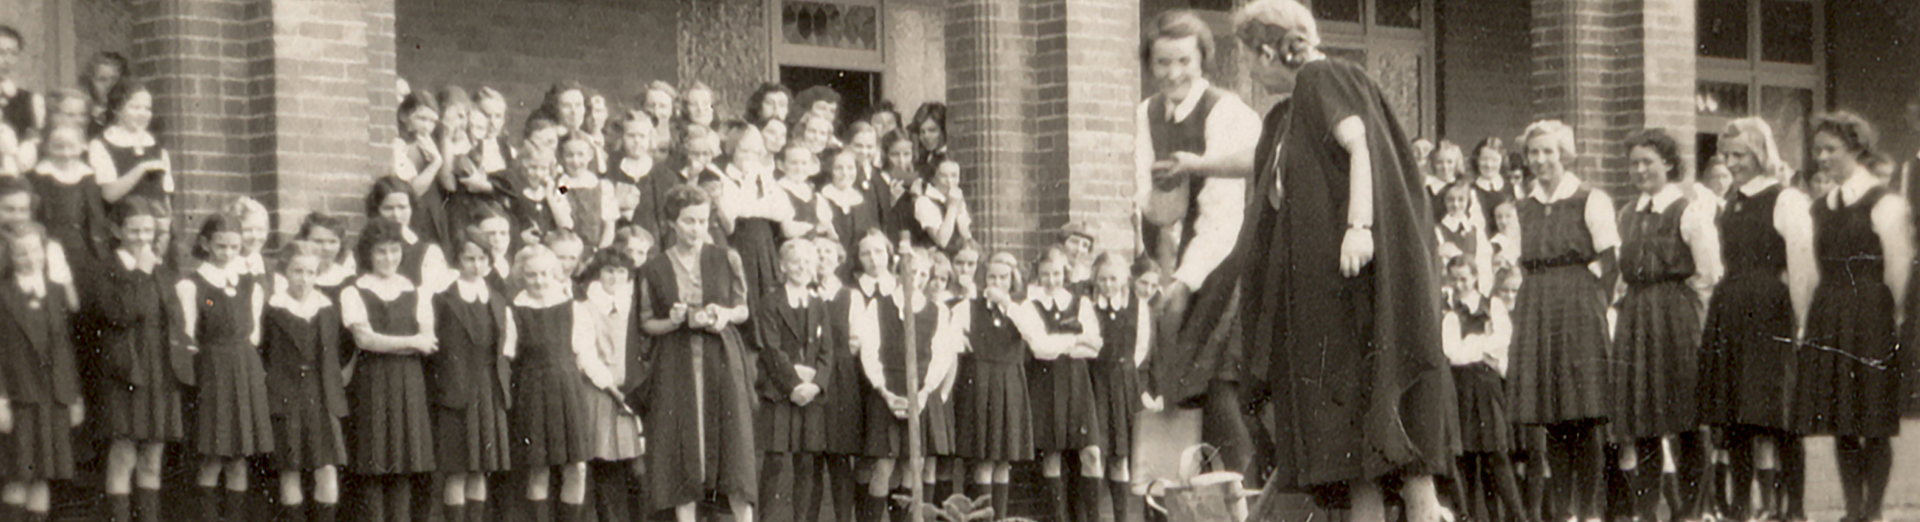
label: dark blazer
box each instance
[753,285,835,402]
[0,282,81,406]
[429,288,514,410]
[261,302,349,418]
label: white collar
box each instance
[560,172,600,189]
[1452,293,1485,314]
[197,261,242,289]
[243,253,267,276]
[1165,78,1212,123]
[33,161,93,184]
[1440,214,1472,233]
[353,273,417,301]
[1031,286,1075,310]
[492,252,511,275]
[1834,170,1882,207]
[101,127,158,149]
[785,283,812,308]
[1738,176,1780,197]
[1637,184,1684,212]
[619,156,652,180]
[919,180,954,205]
[454,278,490,303]
[1474,175,1505,193]
[781,176,815,201]
[814,277,843,298]
[269,290,332,319]
[1095,292,1133,310]
[116,249,143,273]
[1529,176,1583,204]
[0,80,15,98]
[820,184,864,207]
[857,273,896,298]
[16,273,44,299]
[513,290,571,308]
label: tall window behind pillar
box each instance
[1697,0,1822,174]
[1297,0,1437,140]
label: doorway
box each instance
[780,65,883,131]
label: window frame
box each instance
[767,0,887,74]
[1697,0,1824,169]
[1314,0,1438,138]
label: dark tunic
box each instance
[1142,87,1221,264]
[1795,187,1902,437]
[823,191,880,259]
[1437,220,1481,262]
[1701,185,1797,430]
[1254,59,1455,492]
[1090,296,1146,457]
[819,286,869,456]
[635,245,758,511]
[731,212,783,314]
[1473,181,1516,236]
[1610,195,1702,440]
[1447,299,1511,453]
[753,286,834,454]
[86,255,184,442]
[28,169,108,271]
[429,287,513,473]
[397,138,453,249]
[864,298,949,458]
[509,301,593,468]
[188,272,275,457]
[1,88,34,138]
[1508,187,1611,425]
[93,136,171,207]
[563,179,610,249]
[444,149,509,245]
[0,282,80,480]
[261,299,348,471]
[1029,296,1102,452]
[345,283,436,474]
[956,298,1035,462]
[506,187,560,254]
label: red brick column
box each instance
[948,0,1140,257]
[131,0,394,233]
[1531,0,1694,193]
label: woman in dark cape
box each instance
[1227,1,1456,519]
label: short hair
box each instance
[854,228,895,275]
[581,248,637,282]
[523,115,563,143]
[1142,10,1216,66]
[646,81,678,101]
[226,196,269,223]
[812,235,845,261]
[1470,137,1505,179]
[1,221,47,277]
[398,91,439,120]
[746,82,793,126]
[619,109,656,133]
[280,239,326,270]
[661,184,712,226]
[354,218,410,272]
[1130,253,1161,278]
[986,251,1025,290]
[865,101,902,128]
[794,86,842,114]
[475,86,507,106]
[192,214,246,260]
[881,131,915,171]
[365,176,416,217]
[1092,252,1129,276]
[779,237,820,266]
[1625,128,1686,182]
[101,80,151,129]
[511,244,559,286]
[110,195,159,227]
[1812,111,1878,161]
[681,124,720,151]
[844,121,878,144]
[679,81,714,109]
[295,212,350,262]
[1518,119,1577,164]
[542,228,583,250]
[1430,139,1465,176]
[1233,0,1320,52]
[1722,117,1786,180]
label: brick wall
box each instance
[1029,0,1140,254]
[396,0,678,136]
[949,0,1037,255]
[1530,0,1694,196]
[132,0,262,222]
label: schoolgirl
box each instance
[227,197,271,278]
[88,196,182,522]
[579,249,645,522]
[1435,181,1494,296]
[1439,257,1527,522]
[819,148,880,268]
[341,218,441,522]
[507,245,595,522]
[911,159,972,256]
[176,213,274,522]
[608,112,657,221]
[953,252,1051,520]
[505,150,566,254]
[262,242,350,522]
[88,81,173,212]
[0,222,82,522]
[907,103,947,178]
[753,239,833,522]
[393,91,451,249]
[640,82,677,161]
[746,83,792,128]
[27,125,107,274]
[720,128,787,308]
[1470,137,1514,231]
[279,213,359,301]
[0,26,43,139]
[1087,253,1153,521]
[557,132,618,250]
[811,234,865,522]
[1026,250,1106,522]
[429,238,514,522]
[854,244,959,522]
[368,176,454,292]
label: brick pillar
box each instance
[1531,0,1694,193]
[132,0,394,233]
[949,0,1140,257]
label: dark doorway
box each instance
[780,66,883,131]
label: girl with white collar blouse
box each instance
[175,213,273,522]
[1026,249,1106,522]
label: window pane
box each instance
[1761,0,1814,64]
[1377,0,1421,28]
[1762,86,1812,171]
[782,1,878,51]
[1309,0,1361,23]
[1698,0,1748,59]
[1697,81,1750,118]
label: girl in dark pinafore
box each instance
[1027,251,1106,522]
[88,196,181,522]
[176,213,274,522]
[430,239,513,522]
[853,244,959,522]
[341,219,440,522]
[1088,253,1154,521]
[508,245,595,522]
[956,252,1051,520]
[262,243,350,522]
[87,81,173,214]
[0,222,82,522]
[1796,112,1912,522]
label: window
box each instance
[768,0,884,72]
[1697,0,1822,170]
[1298,0,1435,137]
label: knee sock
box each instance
[528,497,551,522]
[557,500,582,522]
[1837,437,1864,520]
[134,488,161,522]
[390,477,414,522]
[1075,475,1111,522]
[967,482,990,504]
[442,504,463,522]
[313,502,338,522]
[1047,476,1069,522]
[829,458,858,522]
[1728,431,1755,521]
[1862,437,1892,521]
[1780,437,1806,520]
[1112,480,1136,522]
[225,489,250,522]
[106,493,131,522]
[591,463,631,522]
[993,483,1012,522]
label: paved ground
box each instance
[1801,419,1920,521]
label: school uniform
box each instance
[607,155,652,221]
[0,80,38,138]
[753,284,834,522]
[1027,287,1104,452]
[261,290,349,471]
[1437,213,1495,295]
[722,164,789,307]
[909,181,970,257]
[1795,176,1907,437]
[560,174,618,249]
[395,137,453,249]
[88,250,185,443]
[507,182,562,254]
[1507,179,1619,425]
[178,262,275,457]
[340,274,437,474]
[1611,184,1721,441]
[507,292,594,469]
[954,297,1044,462]
[88,129,174,208]
[580,282,641,463]
[28,162,109,271]
[0,271,81,481]
[1444,295,1513,453]
[428,279,513,473]
[1090,294,1149,458]
[855,291,956,459]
